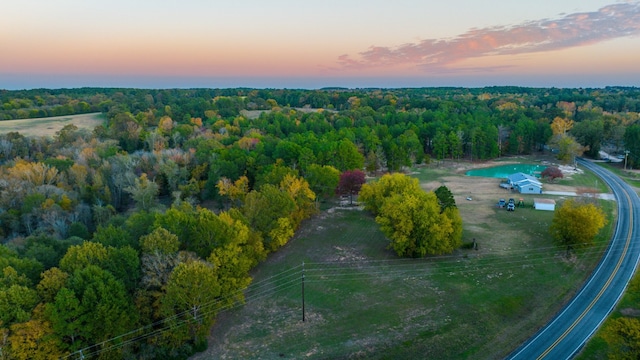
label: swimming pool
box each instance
[465,164,547,179]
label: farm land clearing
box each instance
[0,112,105,137]
[194,156,617,359]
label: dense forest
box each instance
[0,86,639,359]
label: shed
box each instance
[507,172,543,194]
[534,198,556,211]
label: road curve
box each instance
[507,159,640,359]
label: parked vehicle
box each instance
[498,198,506,208]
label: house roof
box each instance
[508,172,542,186]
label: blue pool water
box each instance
[465,164,547,179]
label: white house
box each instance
[534,198,556,211]
[507,172,543,194]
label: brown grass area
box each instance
[420,158,575,253]
[0,112,105,137]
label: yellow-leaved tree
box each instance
[550,116,574,136]
[360,173,462,257]
[550,199,606,256]
[217,175,250,207]
[601,317,640,359]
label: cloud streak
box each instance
[338,2,640,73]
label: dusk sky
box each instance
[2,0,640,89]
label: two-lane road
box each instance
[508,159,640,359]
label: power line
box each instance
[60,264,304,359]
[63,241,611,359]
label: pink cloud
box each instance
[338,2,640,73]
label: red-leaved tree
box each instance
[337,169,366,205]
[541,166,563,182]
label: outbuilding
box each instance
[534,198,556,211]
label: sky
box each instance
[1,0,640,89]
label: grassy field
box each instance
[598,162,640,188]
[193,158,615,360]
[0,112,105,137]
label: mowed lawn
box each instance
[194,164,614,359]
[0,112,105,137]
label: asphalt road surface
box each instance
[507,159,640,359]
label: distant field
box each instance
[0,112,105,137]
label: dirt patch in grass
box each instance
[0,112,105,137]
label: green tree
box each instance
[241,184,296,252]
[549,134,584,164]
[447,131,463,160]
[0,283,40,325]
[102,246,140,294]
[161,260,221,347]
[92,223,135,249]
[304,164,340,202]
[432,131,448,161]
[434,185,456,212]
[139,227,180,255]
[154,202,198,252]
[333,139,364,171]
[550,199,606,255]
[206,212,254,306]
[571,119,604,158]
[45,265,136,352]
[623,124,640,168]
[58,241,108,273]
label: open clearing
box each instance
[193,157,615,359]
[0,112,105,137]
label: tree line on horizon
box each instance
[0,86,639,358]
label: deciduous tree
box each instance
[336,169,366,205]
[125,173,159,211]
[550,199,606,255]
[359,173,421,215]
[160,260,220,347]
[550,116,575,136]
[8,319,65,360]
[36,267,69,303]
[541,166,563,182]
[376,191,460,257]
[304,164,340,203]
[59,241,108,273]
[601,317,640,359]
[45,265,136,352]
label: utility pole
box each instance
[301,261,305,322]
[625,150,630,170]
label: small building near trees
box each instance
[534,198,556,211]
